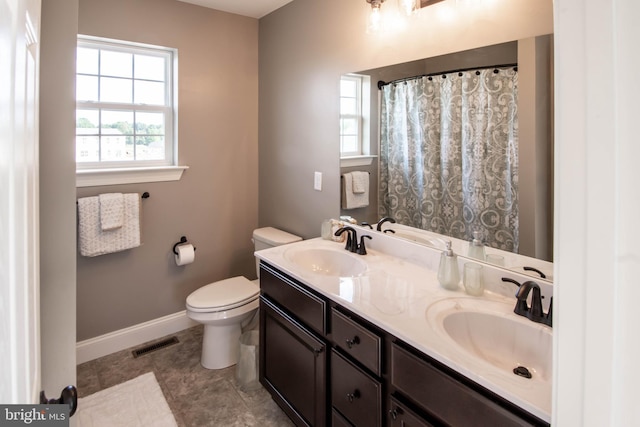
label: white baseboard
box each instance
[76,310,198,364]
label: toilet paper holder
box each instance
[173,236,196,255]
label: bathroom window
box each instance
[75,36,185,186]
[340,74,371,158]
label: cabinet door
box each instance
[388,396,434,427]
[260,297,327,427]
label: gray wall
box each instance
[40,0,79,401]
[258,0,553,240]
[75,0,259,341]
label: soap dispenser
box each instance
[438,241,460,290]
[467,231,486,261]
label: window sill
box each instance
[340,155,377,167]
[76,166,189,188]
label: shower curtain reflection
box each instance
[379,67,519,252]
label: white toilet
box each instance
[186,227,302,369]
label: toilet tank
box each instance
[253,227,302,277]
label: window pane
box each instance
[341,98,357,115]
[76,136,99,162]
[341,135,358,153]
[100,50,132,78]
[136,136,165,160]
[76,109,99,130]
[135,112,164,135]
[100,77,132,103]
[102,110,133,136]
[77,47,98,74]
[340,79,357,97]
[134,80,165,105]
[76,75,99,102]
[134,54,165,81]
[341,118,358,135]
[101,130,133,161]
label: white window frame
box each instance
[340,74,375,167]
[75,36,186,187]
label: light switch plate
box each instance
[314,171,322,191]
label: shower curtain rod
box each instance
[377,63,518,90]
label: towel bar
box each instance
[76,192,150,204]
[340,172,370,179]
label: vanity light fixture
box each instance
[419,0,446,7]
[398,0,418,16]
[456,0,481,7]
[366,0,385,32]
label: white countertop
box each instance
[255,237,552,423]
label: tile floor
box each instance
[76,325,295,427]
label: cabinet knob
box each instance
[389,408,398,420]
[346,389,361,402]
[389,406,404,420]
[345,336,360,348]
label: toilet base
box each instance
[201,323,242,369]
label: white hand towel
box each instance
[78,193,141,257]
[341,172,369,209]
[351,171,369,194]
[99,193,124,231]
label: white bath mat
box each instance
[77,372,177,427]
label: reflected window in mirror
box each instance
[340,74,371,158]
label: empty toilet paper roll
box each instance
[175,244,195,266]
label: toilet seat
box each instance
[186,276,259,313]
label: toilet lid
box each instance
[186,276,259,311]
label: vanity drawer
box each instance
[331,308,382,376]
[260,263,326,335]
[332,408,354,427]
[391,343,537,427]
[388,396,434,427]
[331,349,382,427]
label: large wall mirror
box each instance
[340,35,554,283]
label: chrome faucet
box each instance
[514,280,552,327]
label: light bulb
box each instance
[398,0,417,16]
[368,4,382,32]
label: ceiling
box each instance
[176,0,295,19]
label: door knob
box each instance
[40,385,78,417]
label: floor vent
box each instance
[132,336,179,358]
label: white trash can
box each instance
[236,330,260,391]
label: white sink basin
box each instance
[393,231,439,247]
[284,247,367,277]
[427,298,552,382]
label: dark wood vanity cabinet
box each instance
[259,262,549,427]
[389,343,549,427]
[388,396,435,427]
[259,264,327,426]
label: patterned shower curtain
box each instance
[379,67,519,252]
